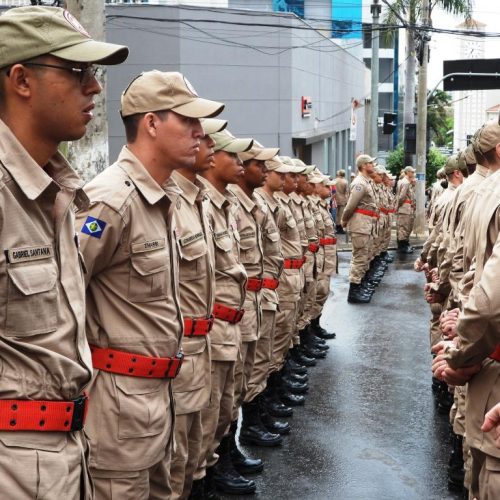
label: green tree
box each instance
[427,89,453,147]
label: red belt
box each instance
[403,199,412,204]
[319,237,337,246]
[308,243,319,253]
[355,208,379,218]
[213,303,245,324]
[389,209,397,214]
[90,345,184,379]
[184,315,214,337]
[283,258,304,269]
[490,345,500,362]
[380,207,389,215]
[262,277,279,290]
[0,394,88,432]
[246,278,263,291]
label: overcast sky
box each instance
[428,0,500,87]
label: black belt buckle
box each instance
[70,395,88,432]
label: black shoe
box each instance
[301,345,327,359]
[309,316,336,340]
[286,371,308,383]
[265,396,294,418]
[281,376,309,394]
[212,438,256,495]
[263,374,294,418]
[291,347,317,367]
[279,388,305,406]
[239,399,283,447]
[189,478,207,500]
[348,283,371,304]
[286,357,308,374]
[229,421,263,475]
[204,467,221,500]
[260,402,291,435]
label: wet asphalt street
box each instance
[225,251,461,500]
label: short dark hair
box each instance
[122,110,169,143]
[483,147,498,166]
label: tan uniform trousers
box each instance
[336,205,345,226]
[429,303,443,348]
[232,339,257,420]
[169,412,203,500]
[0,431,92,500]
[349,232,372,284]
[309,273,331,320]
[297,278,317,333]
[197,360,235,475]
[245,309,276,403]
[470,448,500,500]
[270,301,299,373]
[383,218,392,252]
[92,451,171,500]
[397,213,413,240]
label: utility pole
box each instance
[370,0,381,157]
[64,0,109,181]
[414,0,430,235]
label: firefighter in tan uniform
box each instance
[0,7,127,499]
[341,154,378,304]
[196,129,256,497]
[169,118,226,500]
[76,71,223,499]
[335,169,349,233]
[396,166,416,254]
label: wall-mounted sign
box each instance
[302,96,312,118]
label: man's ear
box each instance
[5,64,33,100]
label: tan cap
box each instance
[211,129,253,153]
[0,7,128,67]
[457,150,468,175]
[464,142,477,164]
[239,140,280,162]
[444,155,459,175]
[323,178,336,186]
[404,165,416,173]
[120,70,224,118]
[375,165,388,175]
[356,154,376,168]
[200,118,227,136]
[279,156,307,174]
[292,159,315,175]
[475,122,500,154]
[265,156,290,173]
[337,169,345,176]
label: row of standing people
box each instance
[0,6,339,499]
[414,122,500,499]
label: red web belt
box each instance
[0,394,88,432]
[246,278,263,291]
[90,345,184,379]
[213,303,245,324]
[308,243,320,253]
[319,237,337,245]
[354,208,379,218]
[262,277,279,290]
[184,315,214,337]
[283,259,304,269]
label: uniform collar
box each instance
[476,163,489,177]
[198,176,230,209]
[255,187,279,212]
[171,170,200,205]
[274,191,290,203]
[228,184,256,213]
[289,192,302,204]
[117,146,170,205]
[0,118,87,203]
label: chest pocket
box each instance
[178,233,208,281]
[265,229,280,254]
[128,243,168,303]
[239,231,259,265]
[213,232,235,271]
[6,259,58,336]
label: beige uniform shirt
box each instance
[299,195,318,283]
[255,188,284,312]
[201,178,247,361]
[76,146,182,471]
[274,191,303,302]
[335,177,349,206]
[396,177,414,215]
[229,184,265,342]
[342,174,378,235]
[319,198,337,275]
[171,171,215,415]
[288,192,308,255]
[308,195,325,275]
[0,119,92,456]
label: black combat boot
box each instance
[276,371,306,406]
[285,356,308,375]
[212,436,256,495]
[380,250,394,263]
[281,372,309,394]
[239,399,283,447]
[310,315,336,339]
[448,433,465,492]
[290,345,317,367]
[348,283,371,304]
[336,224,345,234]
[204,467,221,500]
[189,478,207,500]
[283,360,308,383]
[263,373,294,418]
[229,420,263,475]
[258,394,291,435]
[437,382,454,414]
[400,240,414,254]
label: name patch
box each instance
[214,230,229,240]
[8,245,53,263]
[131,239,165,254]
[239,230,256,240]
[180,232,203,247]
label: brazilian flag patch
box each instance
[81,216,107,239]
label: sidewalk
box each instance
[336,229,427,252]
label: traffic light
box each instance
[383,112,397,134]
[404,124,416,154]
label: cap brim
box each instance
[308,176,324,184]
[173,97,225,119]
[201,118,228,135]
[219,138,254,153]
[51,39,129,65]
[300,165,316,175]
[255,147,280,161]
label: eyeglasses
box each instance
[21,62,101,86]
